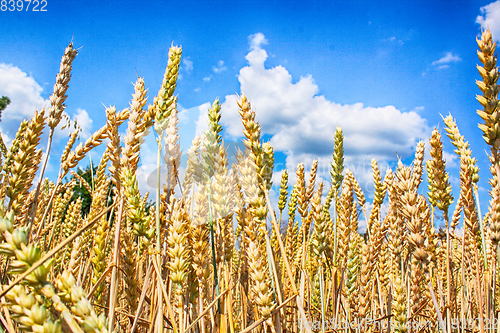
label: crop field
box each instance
[0,24,499,333]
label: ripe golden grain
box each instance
[0,28,497,333]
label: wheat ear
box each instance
[6,109,45,218]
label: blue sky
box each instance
[1,0,500,230]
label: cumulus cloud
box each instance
[432,52,462,66]
[0,63,49,143]
[220,33,430,195]
[477,0,500,40]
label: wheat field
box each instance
[0,28,498,333]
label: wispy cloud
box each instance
[432,52,462,66]
[212,60,227,74]
[201,60,228,83]
[384,36,404,45]
[182,58,193,74]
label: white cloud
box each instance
[177,106,189,124]
[383,36,404,45]
[203,76,211,82]
[432,52,462,66]
[213,60,227,74]
[246,33,269,68]
[0,63,49,143]
[477,0,500,40]
[0,63,48,119]
[73,108,93,139]
[220,33,430,198]
[249,32,268,50]
[194,102,211,137]
[442,150,459,169]
[412,106,425,113]
[182,58,193,74]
